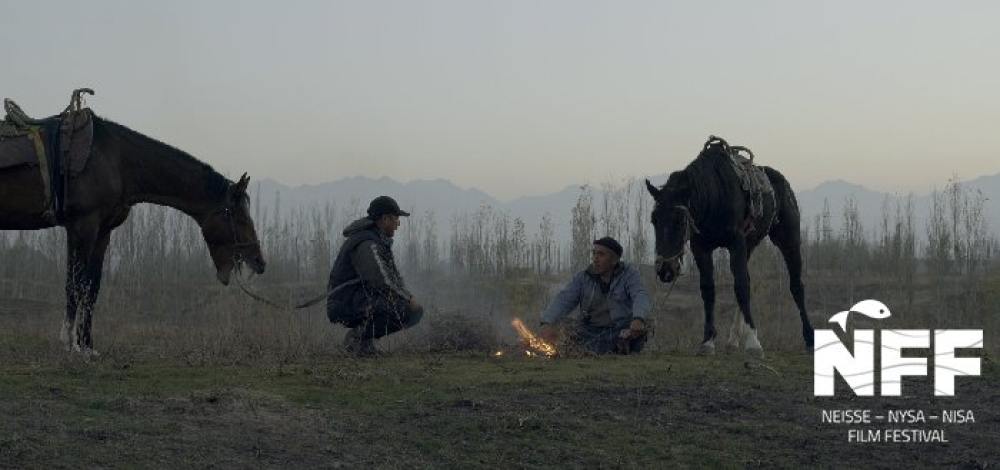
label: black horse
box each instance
[645,136,813,356]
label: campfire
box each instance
[494,318,557,358]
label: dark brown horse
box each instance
[0,111,265,354]
[645,136,813,357]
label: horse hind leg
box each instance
[63,220,103,355]
[771,227,814,350]
[65,279,94,354]
[77,229,113,355]
[728,241,764,359]
[63,260,88,353]
[765,168,815,351]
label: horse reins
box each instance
[210,199,356,310]
[233,270,356,310]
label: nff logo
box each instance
[814,300,983,396]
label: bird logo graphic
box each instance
[828,299,891,331]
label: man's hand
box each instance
[539,323,557,344]
[628,318,647,338]
[409,297,422,313]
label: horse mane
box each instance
[687,143,737,208]
[656,141,744,234]
[93,114,230,199]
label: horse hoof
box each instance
[746,347,764,360]
[697,342,716,356]
[70,345,100,358]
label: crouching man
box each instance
[539,237,651,354]
[327,196,424,355]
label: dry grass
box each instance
[1,266,995,370]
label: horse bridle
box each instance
[203,203,260,264]
[654,204,700,274]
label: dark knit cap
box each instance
[593,236,623,257]
[367,196,410,219]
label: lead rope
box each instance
[233,268,358,310]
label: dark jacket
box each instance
[326,217,411,324]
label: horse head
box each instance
[199,173,266,285]
[646,172,696,283]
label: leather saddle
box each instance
[0,88,96,223]
[4,100,61,127]
[703,136,777,235]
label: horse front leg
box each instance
[728,240,763,358]
[692,243,717,356]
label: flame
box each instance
[511,318,557,357]
[493,350,504,357]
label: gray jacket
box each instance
[540,262,652,326]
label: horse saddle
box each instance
[727,147,776,234]
[0,89,95,223]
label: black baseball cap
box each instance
[367,196,410,218]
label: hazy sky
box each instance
[5,1,999,200]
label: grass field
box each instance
[1,346,996,469]
[2,233,997,468]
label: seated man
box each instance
[326,196,424,355]
[540,237,651,354]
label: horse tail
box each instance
[762,166,800,233]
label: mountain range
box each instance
[250,172,1000,243]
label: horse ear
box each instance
[235,173,249,194]
[645,179,661,199]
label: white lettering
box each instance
[887,409,924,424]
[822,409,871,424]
[815,330,874,396]
[881,330,929,396]
[848,429,880,442]
[942,410,975,424]
[934,330,983,396]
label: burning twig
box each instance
[510,318,557,357]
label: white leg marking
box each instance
[698,338,716,356]
[727,309,745,348]
[746,327,764,358]
[60,319,71,345]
